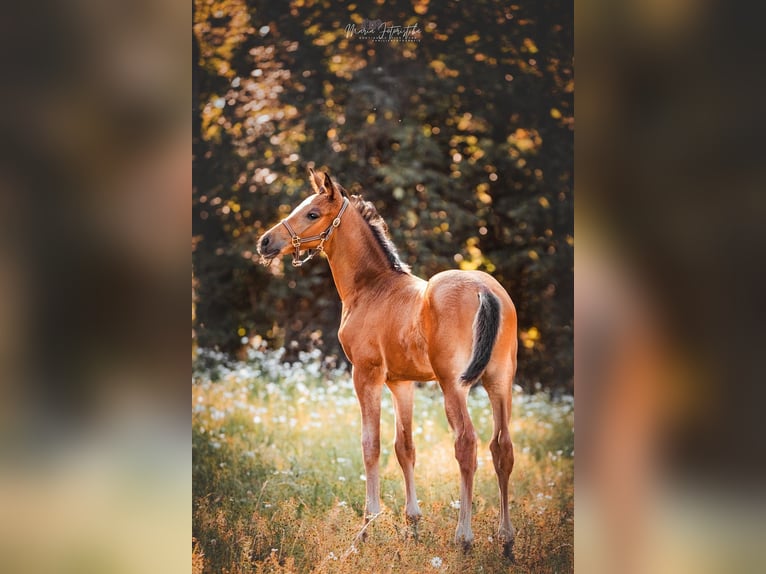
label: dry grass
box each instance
[192,348,573,573]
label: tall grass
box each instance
[193,346,573,573]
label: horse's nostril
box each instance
[261,236,270,248]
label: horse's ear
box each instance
[322,173,338,200]
[308,167,325,194]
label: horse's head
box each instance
[257,168,349,267]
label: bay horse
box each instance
[257,169,518,556]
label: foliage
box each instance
[192,0,573,392]
[192,345,574,573]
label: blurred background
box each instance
[577,0,766,571]
[192,0,574,395]
[0,0,189,572]
[0,0,764,572]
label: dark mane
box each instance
[349,195,410,274]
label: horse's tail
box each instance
[459,289,501,386]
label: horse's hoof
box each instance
[455,527,474,553]
[455,533,474,553]
[503,539,515,562]
[406,513,422,537]
[355,524,369,544]
[405,512,422,525]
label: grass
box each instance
[192,346,573,573]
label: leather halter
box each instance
[280,197,350,267]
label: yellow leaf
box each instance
[550,108,562,119]
[523,38,538,54]
[414,0,430,15]
[521,326,541,349]
[430,60,446,74]
[465,34,480,44]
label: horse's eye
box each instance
[307,212,319,220]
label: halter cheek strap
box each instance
[280,197,350,267]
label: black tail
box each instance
[459,289,501,386]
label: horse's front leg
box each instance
[353,366,384,536]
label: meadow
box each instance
[192,346,573,573]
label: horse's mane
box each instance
[348,194,410,274]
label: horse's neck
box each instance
[325,209,398,302]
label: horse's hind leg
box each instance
[439,379,478,549]
[484,364,516,558]
[387,381,422,534]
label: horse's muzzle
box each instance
[256,233,282,265]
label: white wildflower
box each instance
[430,556,443,568]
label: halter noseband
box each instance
[280,197,350,267]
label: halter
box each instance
[280,197,350,267]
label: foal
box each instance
[258,169,518,555]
